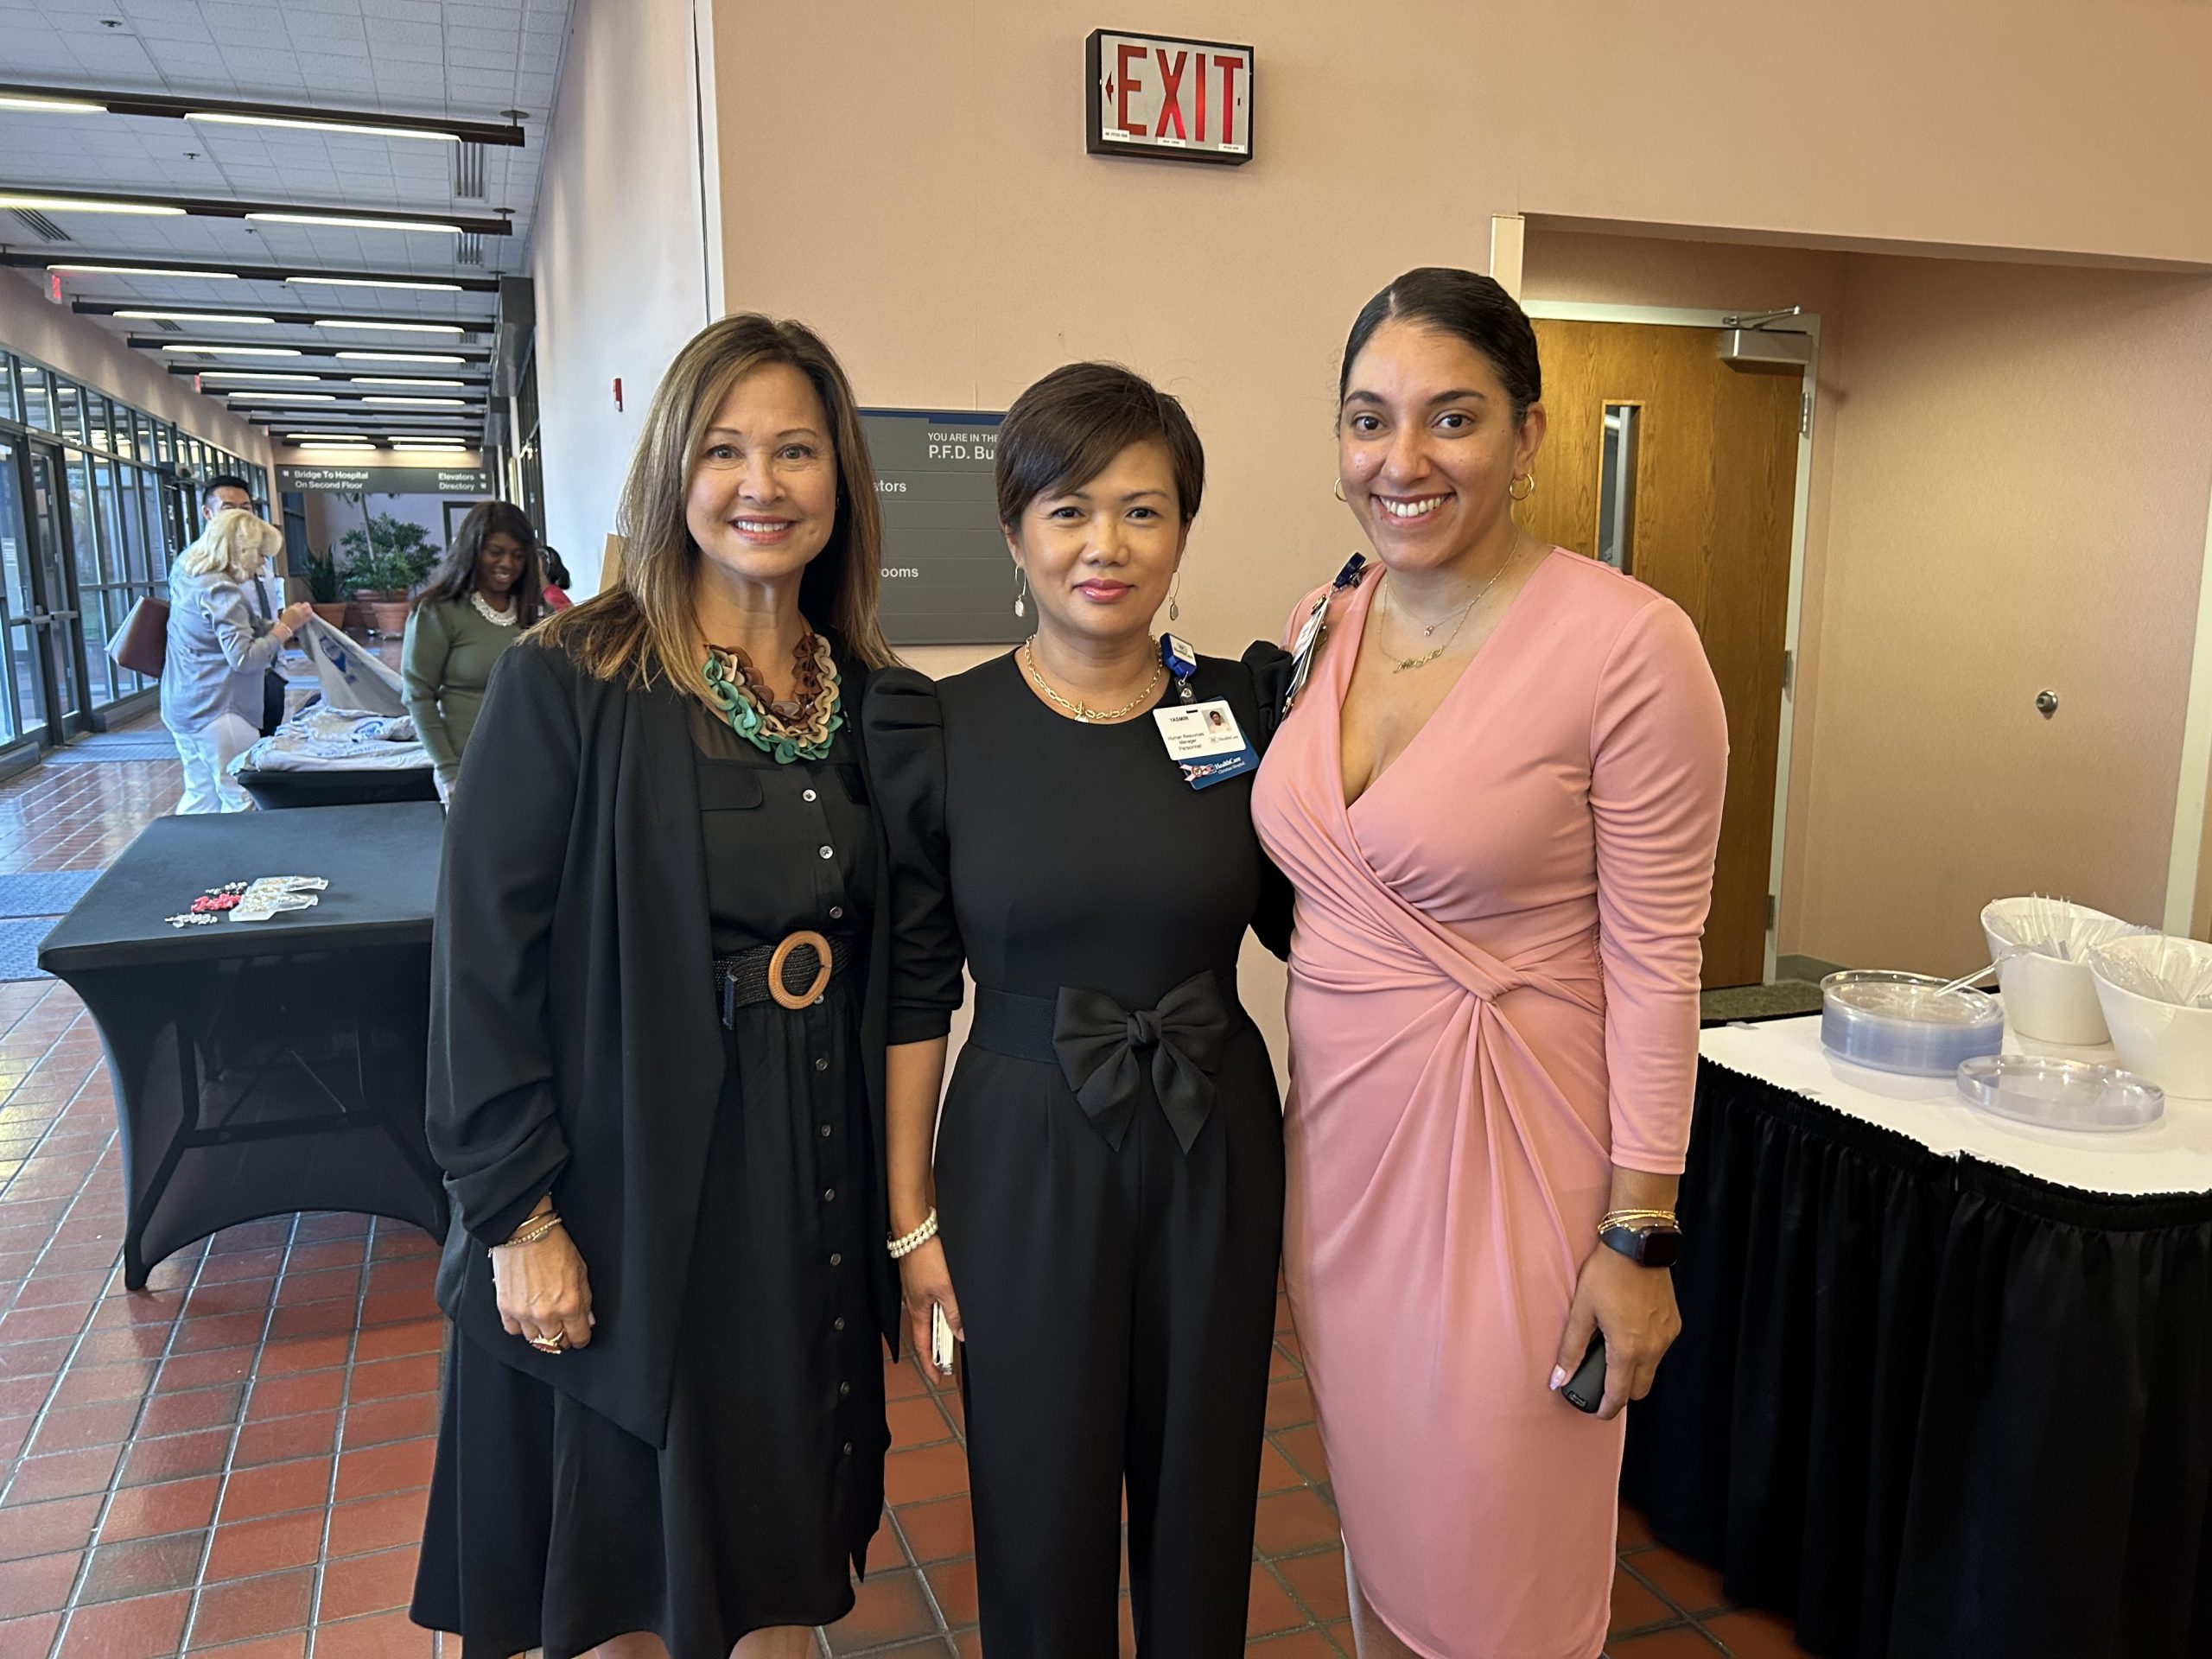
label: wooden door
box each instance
[1518,320,1801,988]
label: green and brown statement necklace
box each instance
[702,631,842,763]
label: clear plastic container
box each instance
[1955,1054,2164,1132]
[1821,970,2005,1077]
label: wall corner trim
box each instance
[2165,468,2212,937]
[1490,214,1527,298]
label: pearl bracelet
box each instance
[887,1209,939,1260]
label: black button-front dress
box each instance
[885,648,1292,1657]
[414,705,887,1658]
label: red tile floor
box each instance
[0,738,1815,1658]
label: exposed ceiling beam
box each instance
[73,300,492,331]
[0,187,512,237]
[162,366,492,386]
[217,390,487,405]
[0,82,524,146]
[3,251,501,293]
[127,334,491,360]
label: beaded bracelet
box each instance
[887,1209,939,1260]
[490,1212,564,1255]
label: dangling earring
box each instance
[1509,470,1536,503]
[1333,479,1348,503]
[1168,574,1182,624]
[1013,569,1028,619]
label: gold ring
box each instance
[527,1334,566,1353]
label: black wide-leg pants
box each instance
[936,1025,1285,1658]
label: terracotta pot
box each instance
[346,599,413,635]
[310,603,350,628]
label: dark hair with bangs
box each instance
[1339,267,1542,424]
[996,362,1205,529]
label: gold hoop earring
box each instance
[1333,479,1348,503]
[1508,471,1536,503]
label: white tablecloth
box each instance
[1699,1013,2212,1198]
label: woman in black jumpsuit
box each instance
[877,363,1288,1656]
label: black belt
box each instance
[969,969,1234,1154]
[714,930,854,1024]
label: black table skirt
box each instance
[39,805,449,1284]
[1622,1061,2212,1658]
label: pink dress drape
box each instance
[1250,550,1727,1659]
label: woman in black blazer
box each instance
[409,314,955,1659]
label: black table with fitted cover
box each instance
[1623,1014,2212,1659]
[37,803,448,1288]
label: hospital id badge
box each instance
[1153,699,1260,790]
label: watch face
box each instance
[1638,1228,1683,1268]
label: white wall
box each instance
[528,0,719,594]
[0,271,273,465]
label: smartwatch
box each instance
[1598,1217,1682,1268]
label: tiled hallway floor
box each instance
[0,739,1813,1658]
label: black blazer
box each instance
[428,639,939,1447]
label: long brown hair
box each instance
[413,499,543,625]
[536,313,893,684]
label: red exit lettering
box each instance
[1116,41,1147,135]
[1213,54,1243,145]
[1154,49,1188,139]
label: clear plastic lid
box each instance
[1825,971,2002,1027]
[1955,1054,2164,1133]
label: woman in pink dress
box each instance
[1250,268,1728,1659]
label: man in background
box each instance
[198,475,289,736]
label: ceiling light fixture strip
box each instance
[0,188,512,236]
[0,83,524,146]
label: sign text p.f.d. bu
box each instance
[1085,30,1253,165]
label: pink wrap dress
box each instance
[1249,549,1727,1659]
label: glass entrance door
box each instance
[0,440,39,756]
[23,444,90,745]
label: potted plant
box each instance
[338,512,440,634]
[302,550,350,629]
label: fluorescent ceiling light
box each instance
[161,345,302,358]
[229,392,337,402]
[336,351,465,364]
[398,440,469,448]
[0,194,184,216]
[246,212,461,235]
[285,431,374,440]
[314,319,465,334]
[351,377,464,387]
[0,95,107,114]
[200,372,326,383]
[364,396,465,406]
[188,111,460,143]
[116,309,274,326]
[284,276,461,293]
[49,264,238,280]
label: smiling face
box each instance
[1338,318,1545,575]
[1005,438,1187,648]
[683,361,839,594]
[474,531,526,600]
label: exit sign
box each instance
[1085,30,1254,165]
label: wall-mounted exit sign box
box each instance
[1085,30,1254,165]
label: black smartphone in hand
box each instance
[1561,1332,1606,1414]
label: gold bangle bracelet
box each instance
[494,1213,564,1253]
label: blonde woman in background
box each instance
[160,507,313,813]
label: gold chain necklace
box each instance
[1382,537,1519,673]
[1022,638,1163,723]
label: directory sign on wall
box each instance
[275,465,491,495]
[861,409,1025,646]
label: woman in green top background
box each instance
[403,500,545,802]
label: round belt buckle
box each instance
[768,929,833,1011]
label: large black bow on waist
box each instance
[1052,970,1231,1154]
